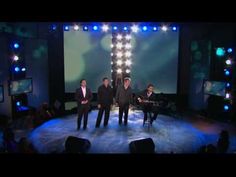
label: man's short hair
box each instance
[124,77,131,82]
[103,77,109,81]
[147,84,154,88]
[80,79,86,84]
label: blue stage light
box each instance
[93,25,98,31]
[226,83,230,87]
[13,42,20,49]
[83,26,88,31]
[123,26,128,31]
[172,26,177,31]
[21,67,26,72]
[64,25,69,31]
[227,48,233,53]
[153,26,158,31]
[14,67,20,72]
[113,26,118,31]
[51,24,57,31]
[216,48,225,57]
[142,26,147,31]
[224,105,229,111]
[16,101,21,107]
[225,69,230,76]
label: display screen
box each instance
[204,80,225,96]
[9,78,33,95]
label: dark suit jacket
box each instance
[137,89,157,102]
[137,90,158,112]
[75,87,93,107]
[115,85,133,105]
[97,85,113,106]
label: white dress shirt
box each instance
[147,92,152,98]
[81,86,86,98]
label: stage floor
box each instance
[23,109,236,153]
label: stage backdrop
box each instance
[131,31,179,93]
[64,30,112,92]
[64,27,179,93]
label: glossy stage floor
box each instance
[24,109,236,153]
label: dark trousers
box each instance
[143,105,158,124]
[77,104,89,129]
[119,103,129,125]
[95,105,111,127]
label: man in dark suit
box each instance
[95,77,113,128]
[75,79,93,130]
[137,84,158,126]
[115,77,133,126]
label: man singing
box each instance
[137,84,158,126]
[115,77,133,126]
[75,79,93,130]
[95,77,113,128]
